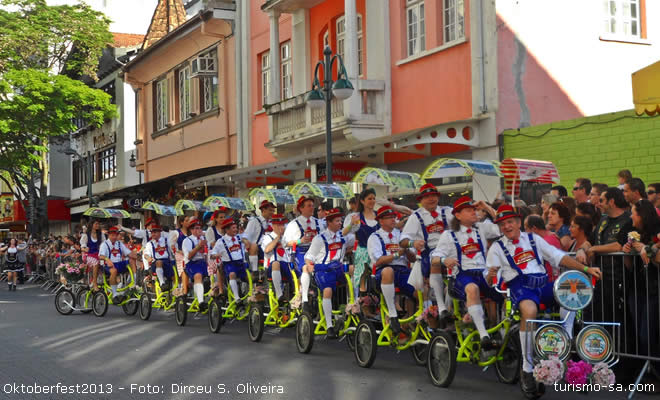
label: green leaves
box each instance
[0,0,112,79]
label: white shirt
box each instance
[367,228,409,268]
[205,225,224,248]
[260,232,290,265]
[486,232,566,283]
[99,239,132,263]
[244,216,270,245]
[343,212,378,235]
[79,232,105,249]
[304,229,355,265]
[432,220,501,272]
[182,234,208,264]
[211,234,246,263]
[132,229,150,246]
[144,236,171,261]
[318,218,327,232]
[169,230,183,253]
[400,206,453,250]
[283,215,320,249]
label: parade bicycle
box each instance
[138,263,180,320]
[295,263,360,354]
[79,265,140,318]
[425,283,522,388]
[206,263,255,333]
[174,274,218,327]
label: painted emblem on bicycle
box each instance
[534,323,571,361]
[553,270,593,311]
[576,325,613,363]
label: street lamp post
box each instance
[305,45,354,184]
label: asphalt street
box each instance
[0,284,643,400]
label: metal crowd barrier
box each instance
[587,252,659,398]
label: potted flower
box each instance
[590,362,615,387]
[417,304,440,329]
[533,356,565,386]
[56,262,87,283]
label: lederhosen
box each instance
[184,236,208,277]
[265,233,295,281]
[101,241,129,275]
[293,219,319,274]
[314,232,347,291]
[149,238,174,279]
[373,233,415,297]
[221,236,248,281]
[496,233,553,307]
[448,229,501,302]
[414,208,449,277]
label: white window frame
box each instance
[281,41,292,100]
[443,0,465,44]
[261,51,271,107]
[603,0,641,38]
[155,78,168,131]
[178,66,191,122]
[406,0,426,57]
[199,49,218,112]
[336,15,364,77]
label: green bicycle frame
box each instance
[312,273,359,337]
[264,265,301,328]
[376,290,433,350]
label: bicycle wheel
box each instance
[412,343,428,366]
[76,288,92,314]
[122,297,139,316]
[139,293,152,321]
[175,296,188,326]
[92,291,108,317]
[248,304,265,342]
[427,330,457,387]
[345,327,356,352]
[495,327,521,384]
[296,312,314,354]
[54,289,75,315]
[354,320,377,368]
[208,298,223,334]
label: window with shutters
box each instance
[281,42,292,100]
[443,0,464,44]
[261,51,271,107]
[155,78,168,131]
[406,0,426,56]
[178,66,191,122]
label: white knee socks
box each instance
[468,304,489,339]
[193,282,204,304]
[156,267,166,286]
[429,273,447,312]
[519,330,534,373]
[249,255,258,272]
[229,279,240,301]
[301,272,310,302]
[322,298,333,328]
[111,284,117,297]
[560,308,576,339]
[381,283,398,318]
[272,270,283,298]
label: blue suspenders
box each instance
[495,233,542,276]
[449,228,486,270]
[320,232,345,264]
[221,236,245,263]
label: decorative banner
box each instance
[248,188,295,205]
[203,196,254,211]
[142,201,182,216]
[500,158,560,197]
[352,167,425,192]
[576,325,613,363]
[289,182,353,200]
[553,270,593,311]
[421,158,502,180]
[83,207,131,219]
[174,199,212,213]
[0,194,14,223]
[534,323,571,361]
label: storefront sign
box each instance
[0,194,14,223]
[128,197,144,209]
[315,161,367,182]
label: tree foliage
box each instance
[0,0,113,80]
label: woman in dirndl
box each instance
[2,238,26,291]
[343,188,379,299]
[81,220,105,291]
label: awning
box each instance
[421,158,501,179]
[203,196,254,211]
[632,60,660,116]
[500,158,560,196]
[289,182,353,200]
[352,167,425,192]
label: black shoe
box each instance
[326,326,338,339]
[8,285,11,291]
[390,317,402,335]
[480,336,497,351]
[112,295,124,304]
[521,371,537,394]
[160,281,170,292]
[302,302,312,314]
[439,309,453,324]
[199,302,208,313]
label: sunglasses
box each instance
[648,190,656,195]
[573,186,581,191]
